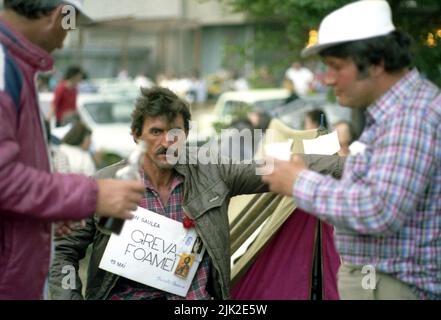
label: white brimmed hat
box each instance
[63,0,93,24]
[301,0,395,58]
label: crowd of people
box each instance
[0,0,439,302]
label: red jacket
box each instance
[0,18,98,299]
[53,80,78,123]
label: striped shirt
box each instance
[108,170,212,300]
[293,69,441,299]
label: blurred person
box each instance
[248,110,272,151]
[232,70,249,91]
[134,71,154,89]
[78,71,98,94]
[160,71,177,91]
[176,74,193,101]
[37,73,50,92]
[248,110,272,133]
[249,65,275,88]
[54,121,96,176]
[49,87,343,300]
[157,71,171,88]
[309,62,329,94]
[285,61,314,96]
[49,65,83,126]
[117,68,129,80]
[303,109,328,130]
[189,70,208,105]
[223,70,248,92]
[333,120,355,157]
[282,78,299,104]
[48,67,61,91]
[0,0,145,299]
[218,117,255,161]
[155,72,166,86]
[262,0,441,300]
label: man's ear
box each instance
[370,60,385,78]
[46,5,64,29]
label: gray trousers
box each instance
[337,263,418,300]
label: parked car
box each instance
[194,88,291,140]
[213,88,290,123]
[90,78,141,98]
[77,94,136,157]
[271,93,352,130]
[40,92,136,167]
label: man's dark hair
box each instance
[64,65,83,80]
[131,87,192,137]
[62,121,92,146]
[3,0,60,19]
[320,31,414,77]
[252,110,272,131]
[305,109,328,130]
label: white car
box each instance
[76,94,136,158]
[90,78,144,98]
[40,92,136,161]
[193,88,290,141]
[271,94,352,130]
[213,88,290,123]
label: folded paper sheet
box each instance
[303,130,340,155]
[264,139,293,160]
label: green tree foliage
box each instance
[225,0,441,86]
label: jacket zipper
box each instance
[309,218,319,299]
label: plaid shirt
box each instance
[108,170,212,300]
[293,69,441,299]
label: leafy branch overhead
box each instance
[224,0,441,86]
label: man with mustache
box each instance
[49,86,344,300]
[262,0,440,299]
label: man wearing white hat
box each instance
[0,0,145,299]
[262,0,440,299]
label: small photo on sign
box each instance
[99,206,203,297]
[175,254,195,279]
[191,237,203,255]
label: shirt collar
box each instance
[0,18,54,72]
[142,169,184,194]
[366,69,421,124]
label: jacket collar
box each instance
[0,17,54,72]
[365,69,421,125]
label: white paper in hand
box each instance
[264,139,293,160]
[302,131,340,155]
[349,141,367,155]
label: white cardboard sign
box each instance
[99,206,203,297]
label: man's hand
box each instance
[55,220,86,237]
[261,155,307,196]
[95,179,145,219]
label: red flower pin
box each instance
[183,216,195,229]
